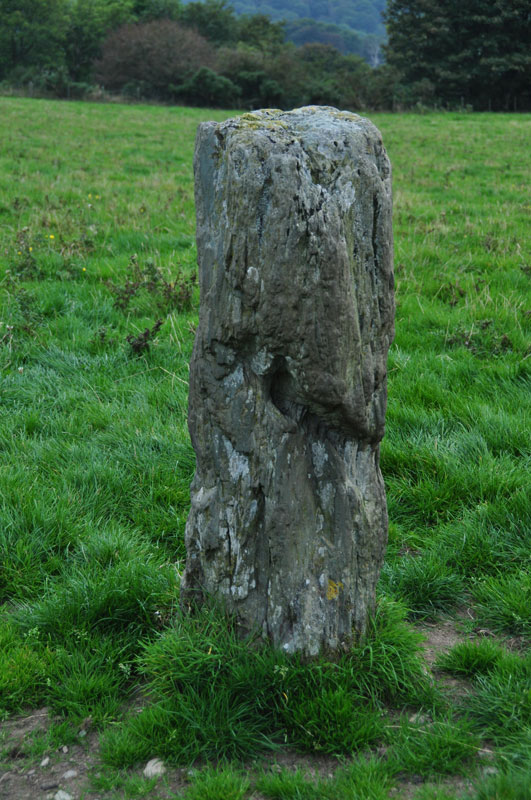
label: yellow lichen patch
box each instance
[326,579,344,600]
[234,112,289,133]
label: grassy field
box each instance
[0,97,530,800]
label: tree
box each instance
[290,43,372,109]
[236,13,285,49]
[285,18,367,58]
[65,0,135,82]
[179,0,238,45]
[216,45,285,107]
[384,0,531,110]
[172,65,241,106]
[133,0,182,19]
[0,0,70,80]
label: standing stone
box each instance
[181,106,394,658]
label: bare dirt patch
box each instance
[417,618,467,667]
[416,612,474,701]
[0,709,102,800]
[1,712,182,800]
[389,774,475,799]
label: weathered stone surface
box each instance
[181,106,394,657]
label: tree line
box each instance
[385,0,531,111]
[1,0,529,110]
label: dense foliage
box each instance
[0,0,392,109]
[384,0,531,110]
[94,19,216,95]
[1,0,529,109]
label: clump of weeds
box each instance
[445,322,513,357]
[107,254,196,314]
[60,233,95,260]
[11,228,46,280]
[9,286,44,337]
[89,327,117,353]
[126,319,163,356]
[437,279,466,306]
[0,322,14,349]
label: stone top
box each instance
[200,105,390,181]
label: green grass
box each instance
[0,97,529,798]
[472,572,531,637]
[100,599,432,766]
[386,715,481,777]
[179,765,251,800]
[256,758,395,799]
[434,638,510,678]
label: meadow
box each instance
[0,97,529,799]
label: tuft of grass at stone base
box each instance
[101,599,433,767]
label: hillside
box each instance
[179,0,386,61]
[230,0,386,37]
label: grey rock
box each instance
[61,770,78,780]
[54,791,73,800]
[143,758,166,778]
[40,757,50,768]
[482,767,498,777]
[183,106,394,657]
[408,713,432,725]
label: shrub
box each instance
[172,66,241,108]
[473,571,531,638]
[0,620,50,713]
[94,20,215,98]
[381,553,465,620]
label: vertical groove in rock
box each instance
[181,106,394,657]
